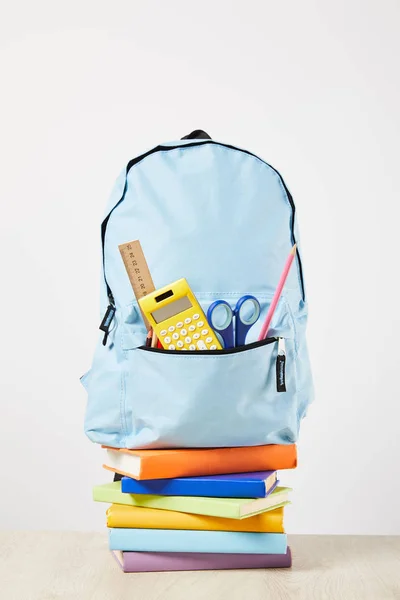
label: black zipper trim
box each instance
[101,140,305,306]
[138,337,278,356]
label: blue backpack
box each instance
[82,130,313,449]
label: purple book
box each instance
[112,548,292,572]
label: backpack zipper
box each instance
[99,304,116,346]
[99,141,305,342]
[139,336,278,355]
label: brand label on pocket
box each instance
[276,354,286,392]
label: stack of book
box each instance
[93,444,297,573]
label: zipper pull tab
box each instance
[99,304,116,346]
[276,337,286,392]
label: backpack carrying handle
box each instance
[181,130,212,140]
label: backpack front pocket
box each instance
[122,338,299,449]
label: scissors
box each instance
[207,295,261,348]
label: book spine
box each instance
[109,529,287,554]
[107,506,285,532]
[94,487,238,517]
[121,479,265,498]
[117,548,292,572]
[138,445,297,480]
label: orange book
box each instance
[102,444,297,480]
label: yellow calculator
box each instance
[139,278,222,351]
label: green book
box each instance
[93,481,291,519]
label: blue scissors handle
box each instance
[207,300,234,348]
[234,295,261,347]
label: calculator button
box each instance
[168,325,175,332]
[188,325,196,332]
[193,314,200,320]
[210,345,217,350]
[201,329,209,336]
[193,333,200,340]
[185,337,192,344]
[168,344,176,350]
[176,322,183,328]
[177,340,184,348]
[184,317,192,324]
[197,320,204,328]
[189,344,196,350]
[206,337,213,344]
[180,328,187,336]
[164,336,171,344]
[160,329,167,336]
[197,341,207,350]
[172,333,179,340]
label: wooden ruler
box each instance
[118,239,156,331]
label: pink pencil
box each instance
[258,244,297,341]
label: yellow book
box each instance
[106,504,285,533]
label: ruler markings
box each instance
[118,240,156,331]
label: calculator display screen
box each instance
[151,296,192,323]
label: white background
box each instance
[0,0,399,535]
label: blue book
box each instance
[109,528,287,554]
[121,470,278,498]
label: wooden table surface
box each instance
[0,531,399,600]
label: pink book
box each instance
[112,547,292,572]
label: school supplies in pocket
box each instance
[118,239,158,348]
[207,295,260,348]
[82,129,313,449]
[258,244,297,341]
[139,278,222,351]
